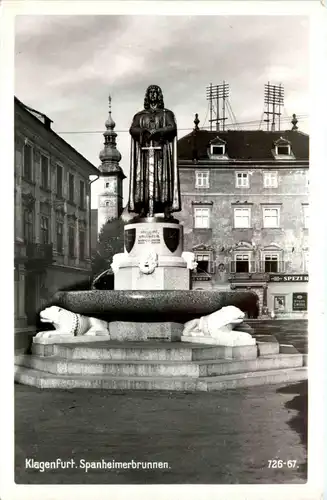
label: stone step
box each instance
[34,342,258,362]
[15,353,303,378]
[201,367,308,391]
[14,365,307,391]
[256,341,280,356]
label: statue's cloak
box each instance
[128,107,181,215]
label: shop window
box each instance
[274,295,286,313]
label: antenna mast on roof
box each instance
[264,82,284,131]
[206,82,229,131]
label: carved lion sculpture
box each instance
[183,305,255,346]
[181,251,198,271]
[138,249,158,275]
[35,306,110,339]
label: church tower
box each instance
[97,96,126,234]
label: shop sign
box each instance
[193,276,211,281]
[292,292,308,311]
[269,275,308,283]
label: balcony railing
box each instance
[25,243,54,267]
[230,261,288,274]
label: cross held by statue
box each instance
[141,141,162,217]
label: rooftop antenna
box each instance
[206,82,229,131]
[264,82,284,131]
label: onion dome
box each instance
[99,95,122,167]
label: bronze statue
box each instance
[127,85,181,220]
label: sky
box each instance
[15,14,309,207]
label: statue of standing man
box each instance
[127,85,181,220]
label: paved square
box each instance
[15,381,307,484]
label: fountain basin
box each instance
[50,289,259,323]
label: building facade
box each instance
[14,97,100,344]
[177,118,309,318]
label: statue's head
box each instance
[144,85,164,110]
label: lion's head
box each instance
[201,305,245,336]
[39,306,64,328]
[139,249,158,275]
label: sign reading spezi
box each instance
[269,275,309,283]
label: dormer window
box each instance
[276,145,290,155]
[208,136,228,159]
[211,145,225,156]
[273,137,294,159]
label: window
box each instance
[234,207,251,228]
[105,201,110,207]
[40,216,49,245]
[41,155,49,189]
[79,180,85,209]
[276,145,290,155]
[68,226,75,257]
[234,254,249,273]
[56,165,63,197]
[263,207,280,228]
[235,172,249,188]
[303,205,309,229]
[105,182,110,188]
[274,295,286,312]
[79,230,85,260]
[211,145,225,155]
[263,254,278,272]
[23,209,33,242]
[263,171,278,188]
[56,222,64,254]
[194,207,210,228]
[195,254,210,273]
[195,171,209,188]
[23,144,33,180]
[69,173,75,203]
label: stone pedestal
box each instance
[114,219,191,291]
[109,321,183,341]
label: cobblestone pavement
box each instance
[15,381,307,484]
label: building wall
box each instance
[14,100,99,336]
[178,163,309,318]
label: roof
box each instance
[177,129,309,162]
[15,96,100,175]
